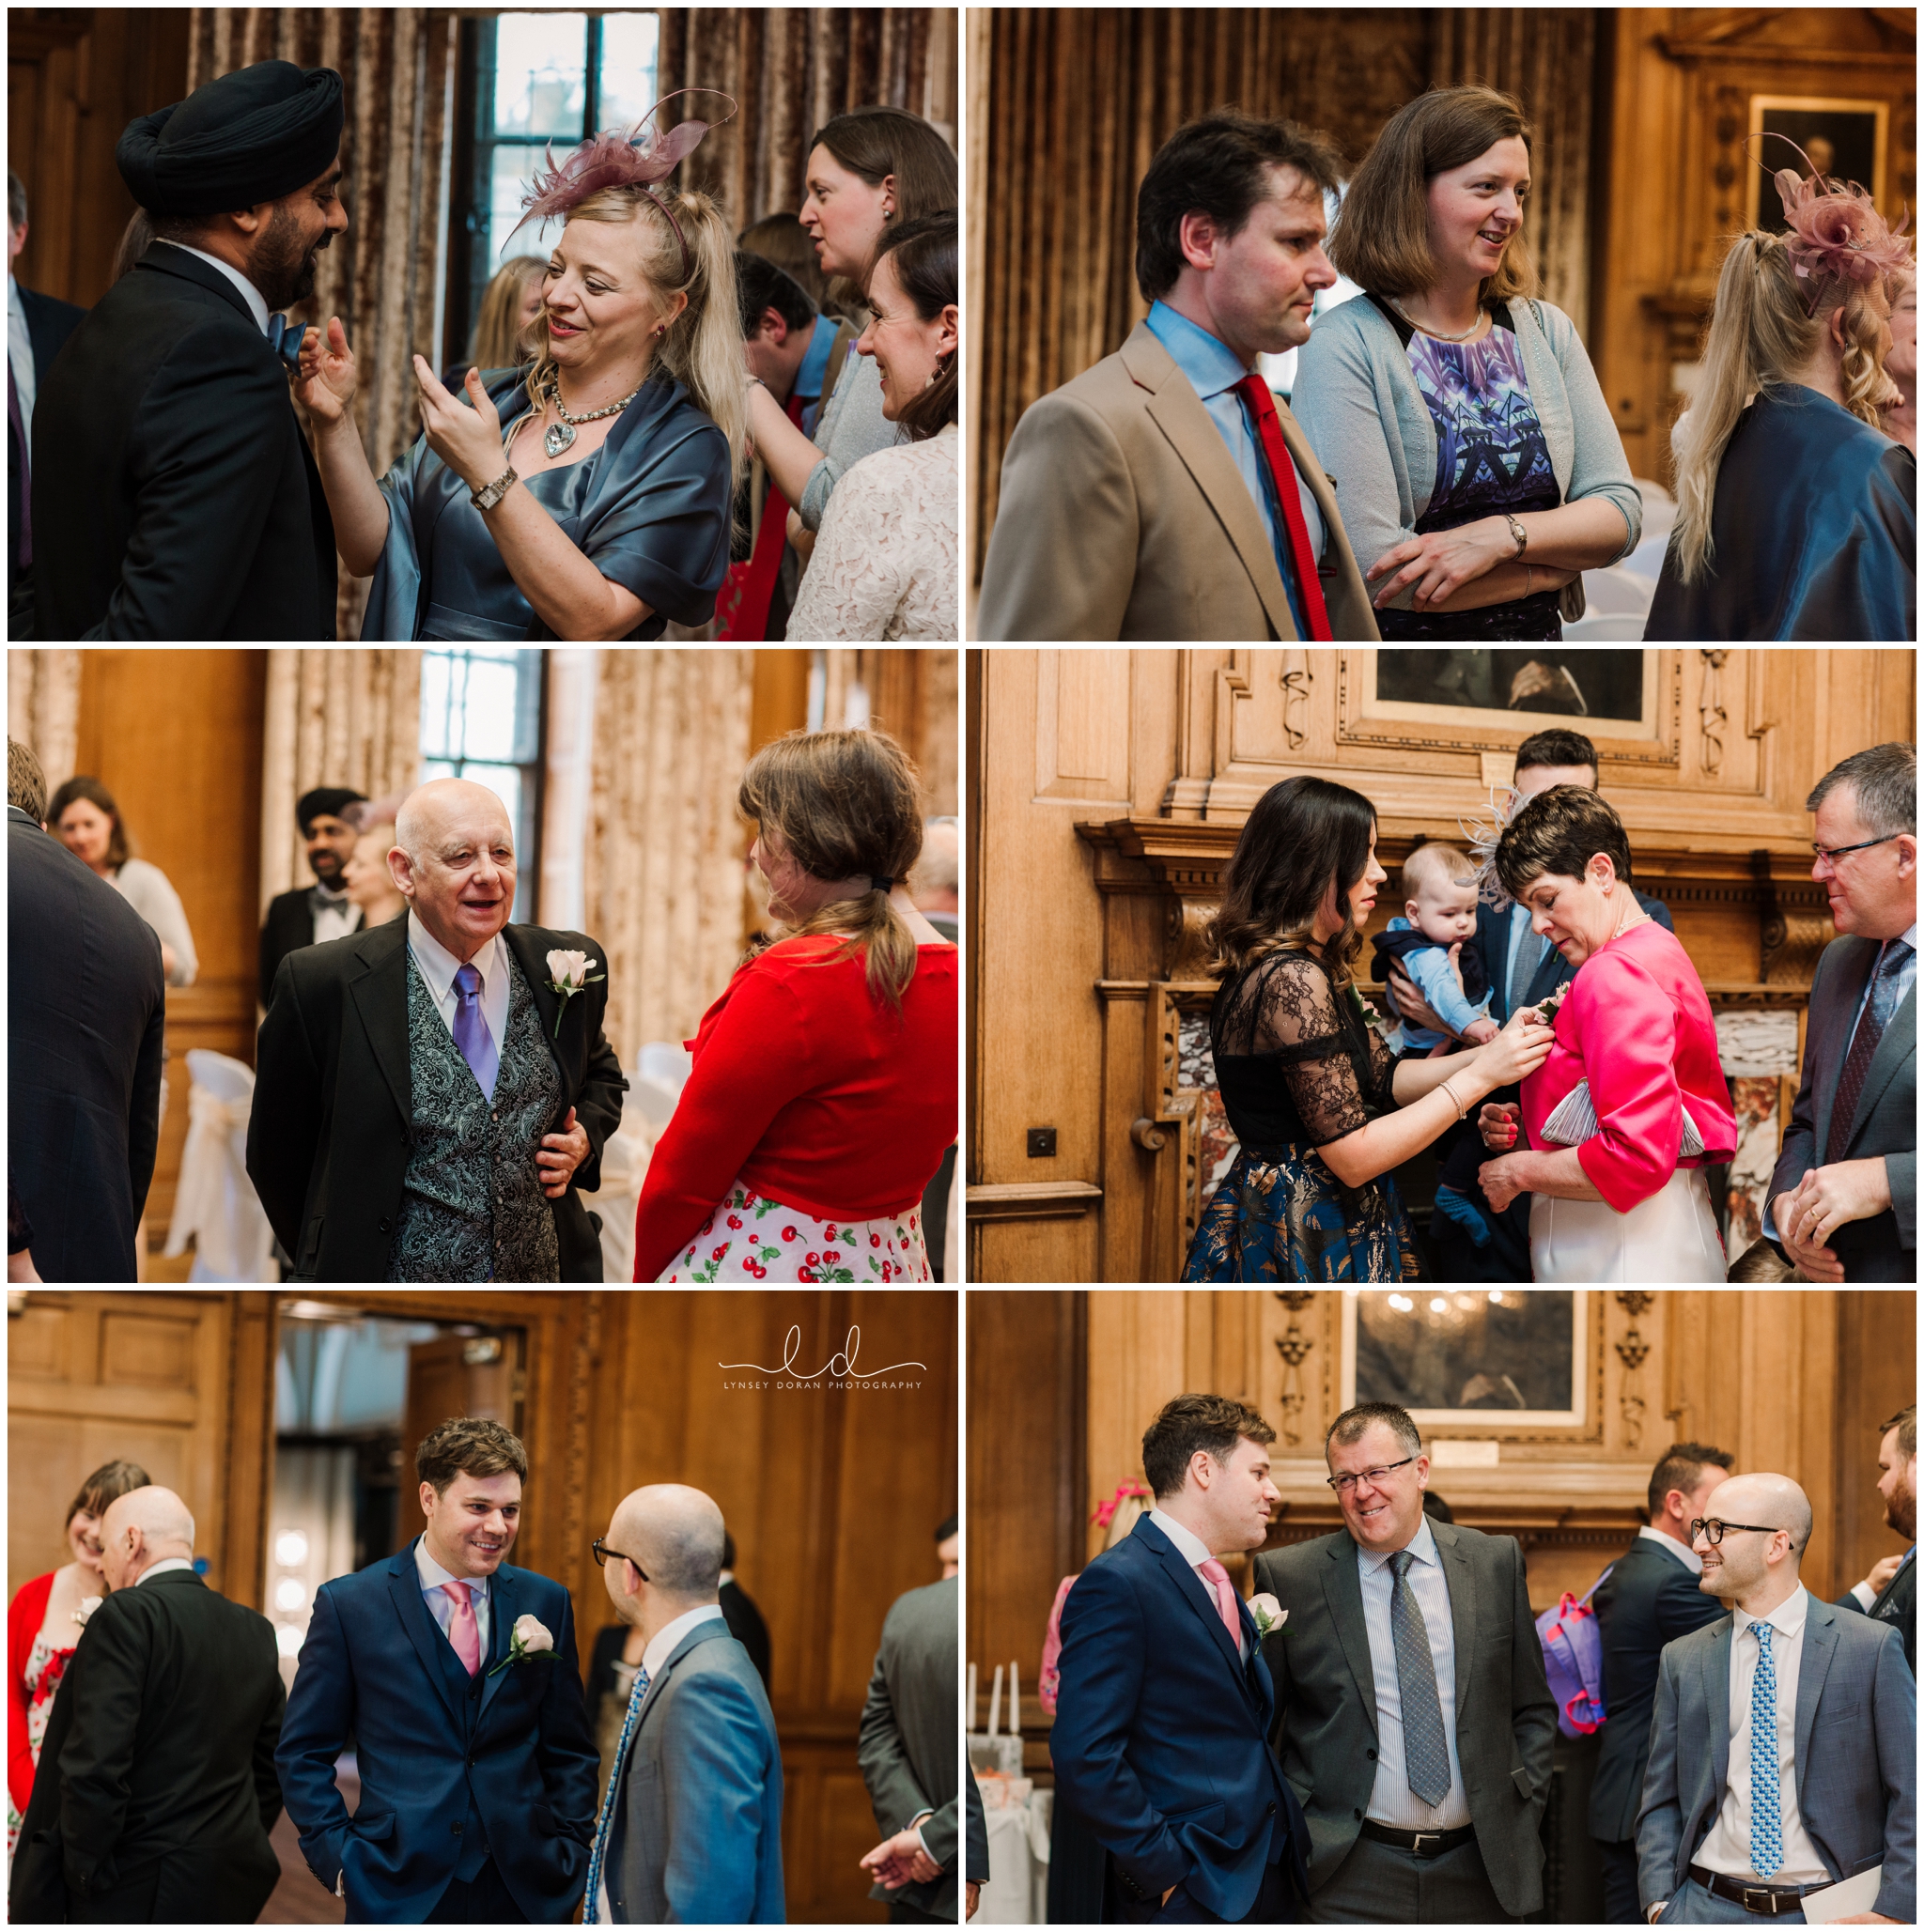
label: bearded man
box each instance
[31,59,345,638]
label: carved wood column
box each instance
[6,649,83,795]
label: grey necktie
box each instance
[1388,1549,1451,1809]
[1507,915,1544,1020]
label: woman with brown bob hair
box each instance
[8,1458,152,1851]
[1183,775,1553,1282]
[1294,85,1640,640]
[633,728,957,1282]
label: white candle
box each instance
[967,1662,977,1732]
[1010,1659,1021,1736]
[987,1662,1003,1737]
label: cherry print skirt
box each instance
[655,1179,931,1283]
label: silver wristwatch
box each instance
[471,465,517,511]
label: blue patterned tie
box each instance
[1748,1623,1783,1879]
[582,1662,650,1924]
[1389,1550,1451,1809]
[451,961,500,1098]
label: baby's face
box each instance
[1408,876,1480,943]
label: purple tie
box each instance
[452,962,499,1098]
[8,358,30,568]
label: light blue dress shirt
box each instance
[794,315,836,439]
[8,275,35,440]
[1145,300,1326,637]
[1356,1512,1471,1830]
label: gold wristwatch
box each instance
[471,465,517,511]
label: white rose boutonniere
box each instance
[487,1612,557,1677]
[544,950,606,1041]
[1528,981,1572,1028]
[1249,1593,1286,1639]
[72,1596,103,1631]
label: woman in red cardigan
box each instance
[8,1458,151,1852]
[635,728,958,1282]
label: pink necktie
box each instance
[442,1581,482,1676]
[1198,1559,1242,1650]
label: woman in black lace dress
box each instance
[1184,775,1555,1282]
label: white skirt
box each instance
[1529,1167,1727,1282]
[655,1178,931,1283]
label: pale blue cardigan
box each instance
[1292,294,1641,620]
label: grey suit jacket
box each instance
[858,1576,959,1918]
[1636,1593,1916,1922]
[978,321,1381,641]
[1768,932,1916,1278]
[1253,1521,1557,1918]
[605,1618,784,1924]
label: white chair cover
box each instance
[162,1049,277,1282]
[578,1125,653,1285]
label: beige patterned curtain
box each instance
[258,648,423,913]
[582,650,756,1075]
[188,9,458,642]
[6,649,83,796]
[973,7,1596,583]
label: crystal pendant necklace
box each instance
[544,378,643,456]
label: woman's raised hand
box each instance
[296,316,357,426]
[1479,1101,1521,1151]
[1473,1007,1555,1088]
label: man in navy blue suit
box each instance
[1388,727,1677,1279]
[276,1416,598,1923]
[1052,1393,1310,1924]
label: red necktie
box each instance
[717,390,807,641]
[1232,374,1331,641]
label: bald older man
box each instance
[248,777,627,1280]
[585,1485,784,1924]
[1637,1472,1916,1926]
[8,1488,284,1924]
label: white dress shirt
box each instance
[1357,1512,1472,1830]
[1637,1523,1704,1574]
[312,883,360,946]
[1149,1507,1245,1661]
[132,1556,196,1585]
[152,238,272,332]
[1693,1585,1829,1886]
[597,1603,727,1921]
[413,1536,493,1658]
[8,274,35,441]
[407,911,510,1055]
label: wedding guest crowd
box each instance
[23,60,960,641]
[981,91,1913,642]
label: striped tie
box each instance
[582,1662,650,1923]
[1748,1623,1783,1879]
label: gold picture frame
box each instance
[1746,96,1889,230]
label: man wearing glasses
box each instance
[1767,742,1916,1283]
[1637,1471,1915,1924]
[1252,1402,1556,1922]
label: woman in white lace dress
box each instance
[786,212,957,641]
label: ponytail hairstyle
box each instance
[528,187,749,492]
[1668,232,1902,583]
[868,210,958,440]
[738,728,926,1011]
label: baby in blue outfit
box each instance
[1372,842,1498,1053]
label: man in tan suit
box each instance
[979,112,1380,642]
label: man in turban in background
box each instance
[30,59,347,639]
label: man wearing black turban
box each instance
[30,60,348,639]
[259,784,368,1006]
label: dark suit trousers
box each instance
[70,1841,279,1924]
[1311,1833,1507,1924]
[1597,1839,1643,1924]
[418,1857,527,1924]
[1109,1854,1292,1924]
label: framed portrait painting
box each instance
[1339,1289,1595,1434]
[1746,96,1888,232]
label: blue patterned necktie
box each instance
[1748,1622,1783,1879]
[1388,1550,1451,1809]
[451,961,500,1098]
[582,1662,650,1924]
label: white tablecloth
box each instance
[976,1794,1051,1924]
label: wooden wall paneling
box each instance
[72,650,268,1248]
[8,1291,237,1606]
[1831,1291,1917,1600]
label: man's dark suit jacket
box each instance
[1588,1533,1726,1845]
[8,281,86,589]
[259,884,365,1009]
[8,806,164,1281]
[1839,1546,1916,1675]
[8,1569,284,1924]
[30,241,335,639]
[1054,1516,1311,1922]
[1253,1519,1558,1920]
[1767,932,1916,1281]
[245,916,627,1280]
[722,1575,772,1692]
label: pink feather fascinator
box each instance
[506,87,737,270]
[1747,131,1913,309]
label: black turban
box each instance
[297,786,365,834]
[116,60,344,218]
